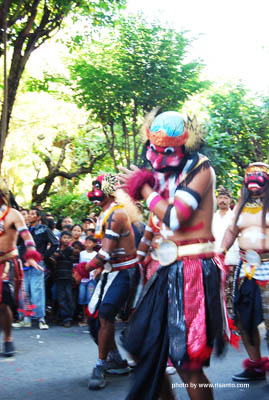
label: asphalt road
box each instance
[0,322,268,400]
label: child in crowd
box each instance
[71,241,85,322]
[72,241,85,264]
[53,231,74,328]
[71,224,84,244]
[78,235,98,326]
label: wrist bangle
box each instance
[141,237,151,247]
[137,250,147,257]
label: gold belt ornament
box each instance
[151,240,215,266]
[0,249,18,262]
[241,250,262,280]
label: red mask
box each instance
[87,181,105,204]
[146,143,185,171]
[244,171,268,192]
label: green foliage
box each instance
[69,15,209,117]
[0,0,127,172]
[70,0,126,26]
[29,122,114,205]
[0,0,127,55]
[204,84,269,196]
[25,72,68,94]
[45,190,99,222]
[68,14,209,168]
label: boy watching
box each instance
[53,231,74,327]
[77,235,98,325]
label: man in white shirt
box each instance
[212,186,240,315]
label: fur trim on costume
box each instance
[23,250,42,263]
[180,345,212,371]
[184,115,206,152]
[18,304,36,317]
[101,174,119,196]
[141,107,160,143]
[124,169,156,201]
[74,262,88,280]
[265,358,269,371]
[243,357,269,371]
[114,189,143,223]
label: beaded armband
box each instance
[124,169,156,201]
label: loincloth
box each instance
[123,253,226,400]
[0,249,22,306]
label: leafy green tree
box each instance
[68,14,209,170]
[204,84,269,195]
[30,124,110,205]
[0,0,126,170]
[44,191,99,223]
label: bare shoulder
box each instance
[7,208,24,224]
[113,207,128,223]
[188,157,215,194]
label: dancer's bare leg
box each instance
[98,317,117,360]
[159,373,176,400]
[240,327,261,361]
[0,304,13,342]
[177,368,214,400]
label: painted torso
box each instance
[151,155,215,242]
[0,207,19,253]
[237,207,269,250]
[96,203,137,258]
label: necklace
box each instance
[243,198,263,214]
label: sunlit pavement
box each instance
[0,322,268,400]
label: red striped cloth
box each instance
[183,258,212,363]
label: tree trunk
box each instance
[31,154,105,205]
[0,0,8,172]
[0,0,41,170]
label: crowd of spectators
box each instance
[13,207,100,329]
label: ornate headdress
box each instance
[216,185,232,198]
[94,173,119,196]
[142,110,206,151]
[245,162,269,177]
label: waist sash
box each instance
[151,240,215,266]
[0,248,18,262]
[104,254,139,272]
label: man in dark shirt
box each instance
[16,208,59,329]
